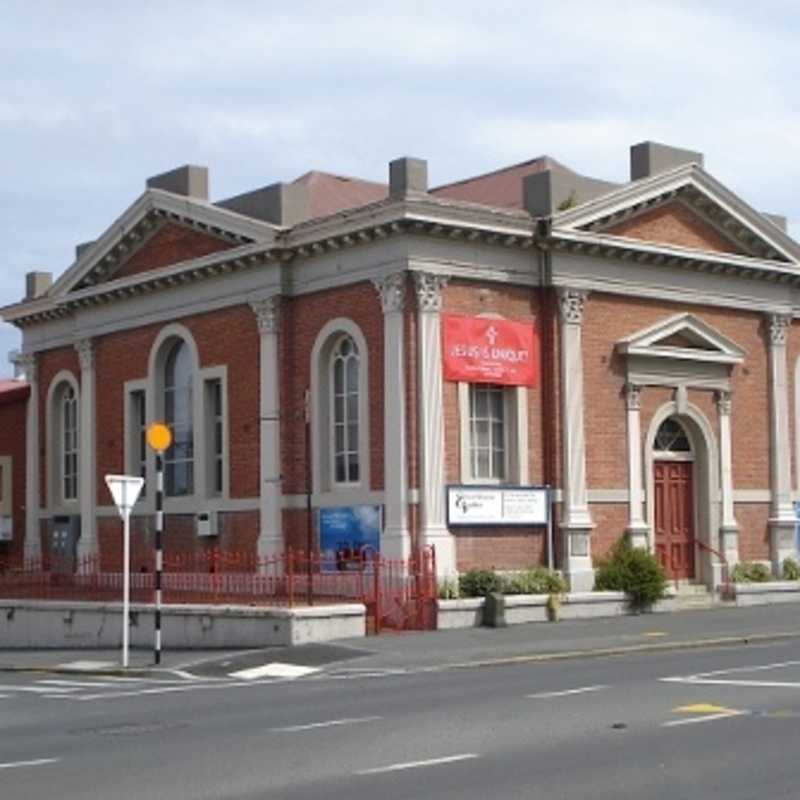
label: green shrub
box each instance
[782,558,800,581]
[458,569,505,598]
[594,540,668,610]
[731,561,773,583]
[505,567,567,595]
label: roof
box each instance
[292,171,387,217]
[431,156,566,209]
[0,379,30,404]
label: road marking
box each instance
[0,694,9,699]
[642,631,668,638]
[230,662,320,680]
[38,679,121,688]
[270,715,381,733]
[0,758,60,770]
[673,703,736,714]
[663,676,800,689]
[55,660,117,671]
[356,753,480,776]
[663,710,746,727]
[526,684,609,699]
[0,684,75,694]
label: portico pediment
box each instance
[552,163,800,266]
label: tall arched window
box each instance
[164,340,194,496]
[61,385,78,501]
[331,335,360,484]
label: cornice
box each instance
[549,229,800,287]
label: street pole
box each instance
[155,452,164,665]
[122,502,130,669]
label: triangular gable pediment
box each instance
[616,313,745,365]
[49,189,280,297]
[552,163,800,265]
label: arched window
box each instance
[61,385,78,501]
[164,339,194,496]
[654,418,691,453]
[331,335,360,484]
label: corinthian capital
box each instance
[373,273,406,313]
[557,288,588,325]
[413,272,448,312]
[17,352,38,383]
[250,296,280,335]
[768,313,791,346]
[74,338,94,370]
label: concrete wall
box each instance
[0,600,366,648]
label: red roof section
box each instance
[292,171,387,218]
[0,379,30,405]
[431,156,568,209]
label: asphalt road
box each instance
[4,639,800,799]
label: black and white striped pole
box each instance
[146,423,172,667]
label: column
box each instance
[766,313,795,571]
[75,338,97,559]
[624,383,648,548]
[557,288,594,591]
[250,297,283,559]
[373,273,410,561]
[716,390,740,572]
[20,353,40,562]
[413,272,455,578]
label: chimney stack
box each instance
[25,271,52,300]
[630,141,704,181]
[146,165,209,200]
[389,157,428,197]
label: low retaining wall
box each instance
[438,589,677,629]
[732,582,800,607]
[0,600,366,649]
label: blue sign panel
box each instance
[319,505,382,572]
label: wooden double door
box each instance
[654,460,695,579]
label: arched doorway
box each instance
[653,418,695,579]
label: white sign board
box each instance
[447,485,549,526]
[105,475,144,518]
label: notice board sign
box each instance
[447,486,549,527]
[443,315,539,386]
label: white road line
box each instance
[270,715,381,733]
[0,694,9,699]
[0,684,75,695]
[663,710,746,728]
[526,684,609,699]
[38,679,122,688]
[663,677,800,689]
[356,753,480,776]
[0,758,60,770]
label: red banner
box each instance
[442,315,539,386]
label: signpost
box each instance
[146,423,172,665]
[104,474,145,668]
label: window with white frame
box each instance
[61,384,79,501]
[129,389,147,492]
[331,335,360,484]
[163,340,194,496]
[459,382,528,485]
[469,383,507,481]
[206,378,223,495]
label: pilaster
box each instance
[75,338,97,559]
[250,297,283,559]
[766,313,795,571]
[20,353,40,562]
[624,383,648,549]
[715,389,739,570]
[557,288,594,591]
[373,273,410,561]
[413,271,455,578]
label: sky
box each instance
[2,1,799,374]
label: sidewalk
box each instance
[2,601,800,678]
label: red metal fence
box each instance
[0,547,437,634]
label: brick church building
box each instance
[2,140,799,591]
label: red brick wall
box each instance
[0,388,29,568]
[604,202,743,255]
[735,504,770,562]
[112,223,235,281]
[279,281,385,496]
[455,529,546,571]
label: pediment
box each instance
[553,163,800,265]
[49,189,279,297]
[616,313,745,366]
